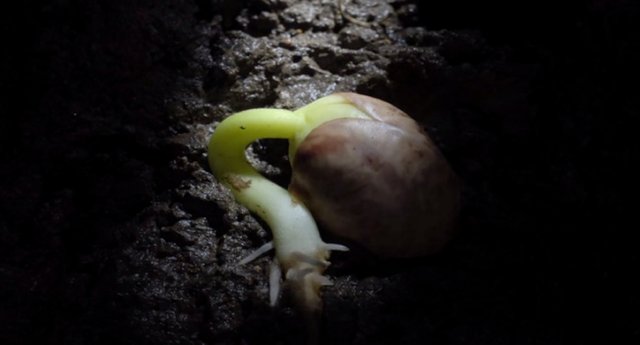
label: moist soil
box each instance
[1,1,638,344]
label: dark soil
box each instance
[1,0,638,344]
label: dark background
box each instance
[1,0,637,344]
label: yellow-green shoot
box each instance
[208,94,369,313]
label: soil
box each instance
[1,0,638,344]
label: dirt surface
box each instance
[1,0,638,344]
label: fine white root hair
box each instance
[325,243,350,252]
[240,244,349,307]
[238,241,274,266]
[269,258,282,306]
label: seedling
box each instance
[208,94,365,312]
[208,93,459,314]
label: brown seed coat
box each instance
[289,93,460,257]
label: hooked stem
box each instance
[208,108,323,263]
[207,94,368,311]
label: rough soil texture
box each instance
[1,0,638,344]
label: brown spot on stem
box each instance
[224,173,252,190]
